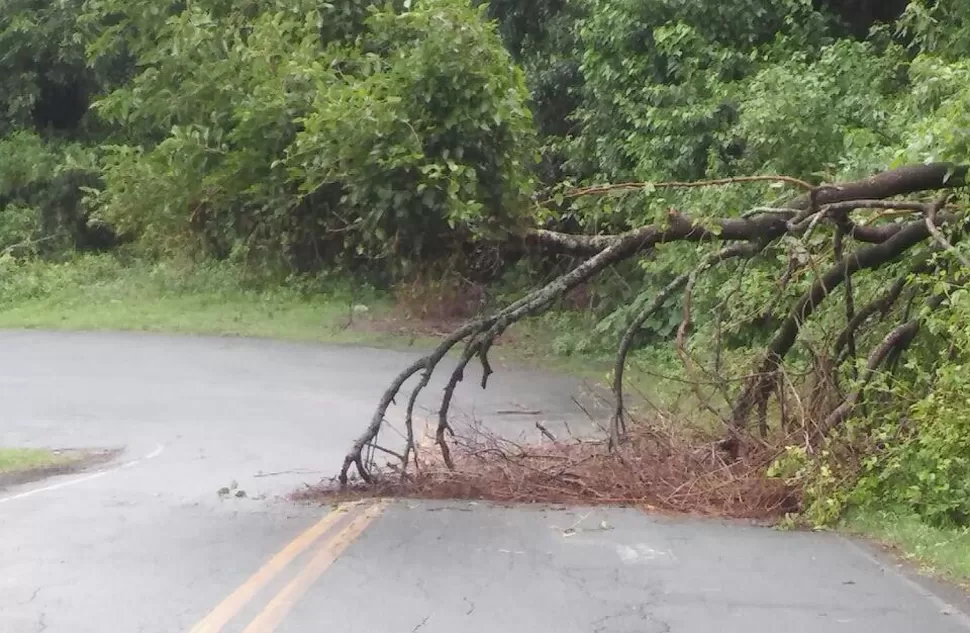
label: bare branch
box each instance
[833,226,857,382]
[834,277,908,363]
[731,214,955,435]
[785,163,967,210]
[823,199,942,213]
[820,291,949,436]
[831,242,949,363]
[611,243,760,444]
[535,422,559,443]
[925,197,970,269]
[545,174,816,206]
[367,443,406,463]
[526,209,790,257]
[340,357,427,484]
[525,201,953,258]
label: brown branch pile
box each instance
[335,162,970,514]
[305,418,796,521]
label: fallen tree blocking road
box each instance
[339,163,969,496]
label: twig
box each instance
[254,468,322,478]
[542,175,815,206]
[614,243,760,444]
[1,235,58,255]
[925,197,970,269]
[367,443,406,463]
[536,422,559,443]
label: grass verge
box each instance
[843,508,970,587]
[0,448,70,474]
[0,254,431,348]
[0,447,121,489]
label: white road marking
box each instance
[616,543,674,563]
[0,444,165,505]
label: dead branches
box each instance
[341,215,719,483]
[318,419,794,520]
[340,357,428,484]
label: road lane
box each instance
[1,330,967,633]
[0,330,601,633]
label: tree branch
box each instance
[785,163,967,210]
[820,291,949,437]
[342,165,970,485]
[526,210,790,256]
[833,276,909,362]
[730,213,951,436]
[925,197,970,269]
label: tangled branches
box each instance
[338,162,969,490]
[321,417,795,519]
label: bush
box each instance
[0,131,106,256]
[87,0,536,273]
[848,280,970,527]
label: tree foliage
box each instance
[80,0,535,270]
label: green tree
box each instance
[84,0,536,270]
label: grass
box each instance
[842,508,970,586]
[0,254,431,348]
[0,253,620,376]
[0,448,70,474]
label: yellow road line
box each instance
[186,501,364,633]
[240,500,388,633]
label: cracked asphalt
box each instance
[1,330,968,632]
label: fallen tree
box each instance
[338,163,969,490]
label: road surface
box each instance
[1,330,967,633]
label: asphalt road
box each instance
[1,330,968,633]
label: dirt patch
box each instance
[294,420,798,523]
[0,447,123,490]
[354,312,525,348]
[353,311,468,339]
[347,273,530,348]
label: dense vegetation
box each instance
[3,0,970,533]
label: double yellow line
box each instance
[187,500,387,633]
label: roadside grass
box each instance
[0,448,70,474]
[0,254,426,348]
[842,508,970,587]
